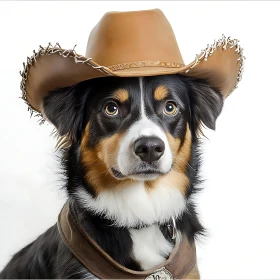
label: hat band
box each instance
[108,61,185,71]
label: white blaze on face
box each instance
[117,77,173,180]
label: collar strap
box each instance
[57,201,197,279]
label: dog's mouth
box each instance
[111,167,126,179]
[111,167,166,180]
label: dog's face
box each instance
[43,75,223,226]
[82,76,192,182]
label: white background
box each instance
[0,1,280,279]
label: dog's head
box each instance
[43,75,223,226]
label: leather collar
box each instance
[57,201,197,279]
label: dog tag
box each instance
[145,267,173,280]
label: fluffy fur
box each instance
[0,75,223,279]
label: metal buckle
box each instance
[167,216,177,240]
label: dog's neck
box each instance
[70,198,177,270]
[63,142,203,270]
[74,181,186,228]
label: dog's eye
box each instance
[164,102,178,116]
[105,102,119,116]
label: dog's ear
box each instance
[188,79,224,134]
[42,82,90,143]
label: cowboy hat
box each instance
[20,9,244,118]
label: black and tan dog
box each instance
[0,74,223,279]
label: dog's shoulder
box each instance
[0,225,59,279]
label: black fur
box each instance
[0,75,223,279]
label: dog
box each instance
[0,74,223,279]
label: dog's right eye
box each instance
[105,102,119,116]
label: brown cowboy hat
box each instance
[20,9,244,117]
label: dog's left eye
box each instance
[164,101,178,116]
[105,102,119,116]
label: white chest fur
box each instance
[76,181,186,228]
[129,224,173,270]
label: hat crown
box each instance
[86,9,184,66]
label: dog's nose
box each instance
[134,137,165,164]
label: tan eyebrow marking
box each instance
[113,89,129,102]
[154,85,168,101]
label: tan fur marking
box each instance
[81,123,130,193]
[81,124,119,193]
[145,125,192,195]
[154,85,168,101]
[113,89,129,102]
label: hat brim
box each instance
[21,35,244,116]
